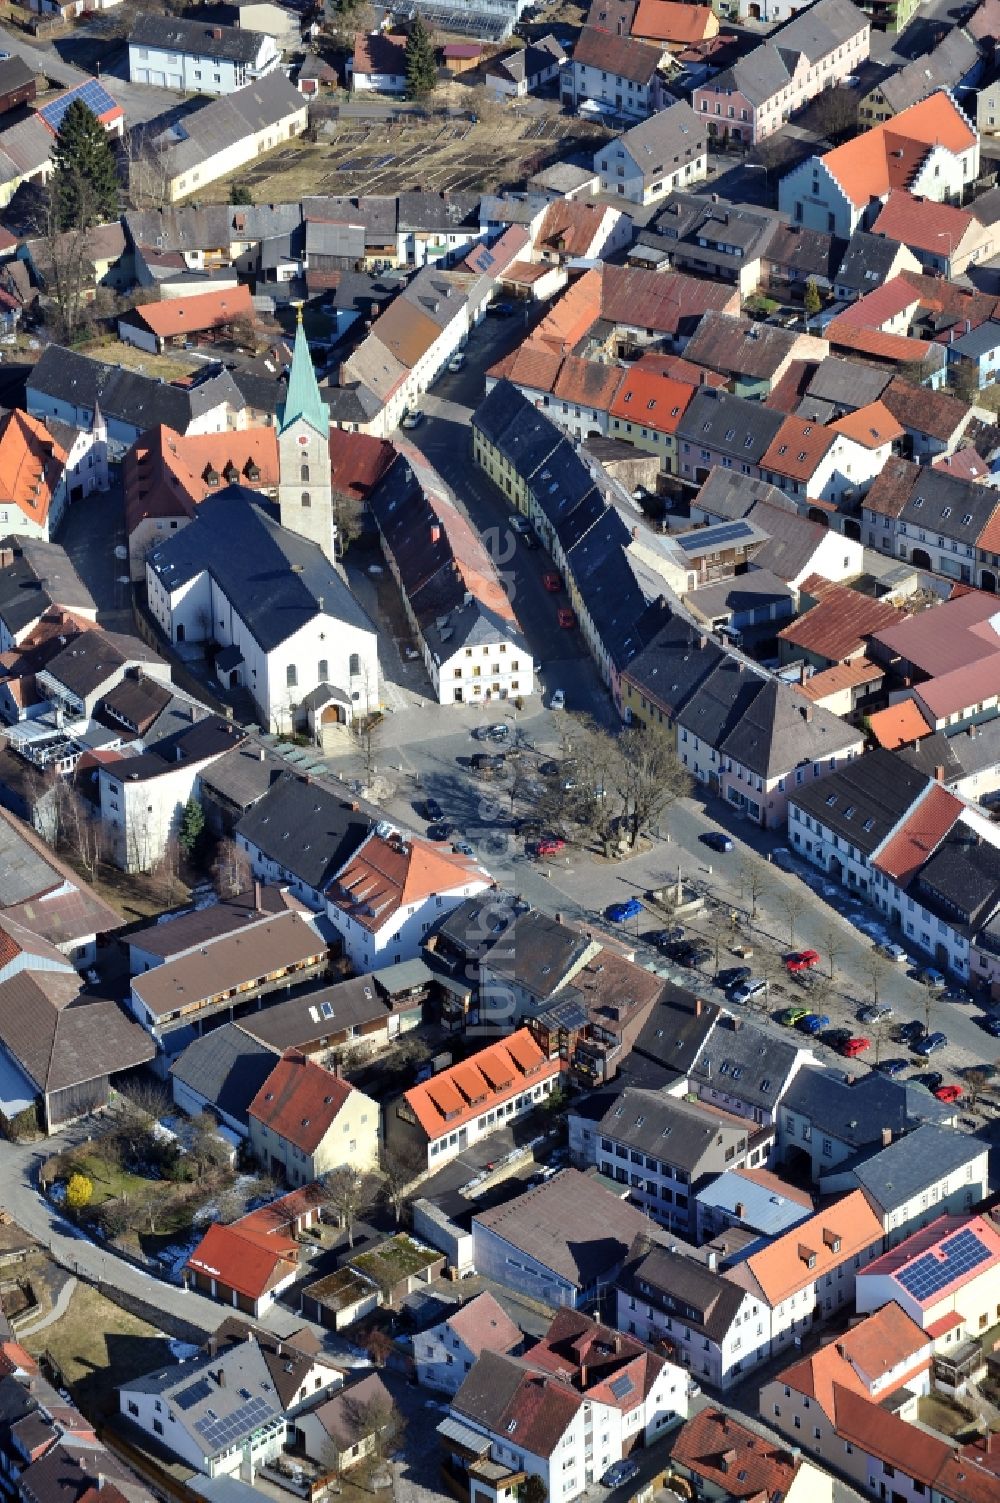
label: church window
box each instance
[287,664,298,688]
[349,653,361,676]
[301,464,310,482]
[301,492,311,507]
[318,659,328,681]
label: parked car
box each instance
[447,352,466,372]
[785,949,820,973]
[511,514,537,548]
[797,1013,831,1035]
[600,1460,640,1489]
[876,1057,909,1077]
[535,836,566,856]
[486,300,515,317]
[941,985,967,1002]
[718,966,752,989]
[543,572,561,592]
[702,831,734,853]
[859,1003,893,1025]
[451,841,474,856]
[933,1083,963,1103]
[917,967,946,989]
[877,942,908,963]
[550,689,565,711]
[914,1030,948,1056]
[428,823,457,842]
[486,723,510,742]
[913,1071,944,1092]
[672,941,712,968]
[778,1006,810,1027]
[471,751,505,774]
[840,1036,871,1058]
[980,1015,1000,1038]
[607,898,644,923]
[557,606,577,629]
[424,797,443,823]
[401,408,423,429]
[896,1017,926,1043]
[730,978,768,1005]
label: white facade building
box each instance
[129,17,282,95]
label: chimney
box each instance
[699,634,708,649]
[695,997,703,1016]
[339,363,351,388]
[969,723,978,737]
[555,912,564,924]
[430,523,441,544]
[934,765,944,782]
[254,878,262,911]
[212,25,222,37]
[707,1249,718,1272]
[882,1127,892,1147]
[259,746,266,761]
[735,1202,745,1219]
[802,704,813,722]
[216,1368,226,1387]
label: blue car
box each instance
[703,831,734,853]
[600,1460,640,1489]
[797,1012,830,1035]
[915,1030,948,1056]
[607,898,644,923]
[982,1015,1000,1038]
[876,1057,909,1077]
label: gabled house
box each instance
[485,34,566,98]
[779,89,980,238]
[561,25,667,119]
[594,100,707,205]
[682,312,828,401]
[128,14,281,94]
[668,1408,833,1503]
[870,192,994,279]
[693,0,869,146]
[860,25,981,124]
[367,444,533,706]
[183,1183,328,1316]
[855,1212,1000,1335]
[388,1028,563,1174]
[862,455,999,586]
[687,1013,811,1131]
[248,1049,379,1185]
[325,829,491,972]
[236,770,373,912]
[169,1020,280,1138]
[414,1293,521,1394]
[349,31,407,93]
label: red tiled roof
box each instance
[328,830,487,935]
[488,340,566,391]
[608,366,695,432]
[932,447,987,481]
[794,657,884,703]
[631,0,716,42]
[404,1028,563,1141]
[186,1219,298,1301]
[572,23,662,82]
[352,31,407,75]
[765,358,818,414]
[131,285,255,340]
[328,429,394,501]
[248,1050,357,1154]
[552,354,625,411]
[828,400,904,448]
[873,781,964,885]
[974,497,1000,555]
[867,698,933,749]
[826,319,933,364]
[776,1303,930,1420]
[446,1292,521,1357]
[536,198,611,259]
[759,414,834,481]
[821,92,977,209]
[832,1384,951,1484]
[871,191,975,258]
[671,1409,803,1499]
[834,276,922,332]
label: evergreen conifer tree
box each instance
[405,16,437,99]
[51,100,119,229]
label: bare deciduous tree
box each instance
[321,1165,381,1248]
[58,783,105,880]
[777,887,808,950]
[380,1146,422,1226]
[738,857,771,922]
[862,949,889,1009]
[350,709,383,790]
[820,922,848,981]
[212,836,254,898]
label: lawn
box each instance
[71,1149,153,1208]
[79,336,202,385]
[22,1281,176,1420]
[352,1235,440,1291]
[918,1392,976,1439]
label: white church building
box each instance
[144,318,379,731]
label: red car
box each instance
[933,1084,963,1103]
[536,836,566,856]
[785,949,821,973]
[840,1037,870,1058]
[557,607,576,629]
[543,572,561,592]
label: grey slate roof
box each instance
[156,72,304,179]
[806,355,892,409]
[690,1015,804,1112]
[237,974,394,1051]
[131,13,269,63]
[617,1238,747,1344]
[834,231,910,297]
[721,677,859,779]
[147,487,375,653]
[685,569,794,623]
[620,612,727,716]
[876,27,979,116]
[693,469,796,522]
[199,741,287,812]
[27,347,244,433]
[609,100,704,182]
[235,771,372,893]
[745,501,834,582]
[169,1021,278,1126]
[122,1338,283,1459]
[675,657,769,751]
[848,1121,985,1214]
[782,1065,954,1146]
[0,537,94,637]
[600,1087,747,1171]
[482,908,594,1002]
[789,746,929,851]
[631,982,719,1077]
[676,388,784,464]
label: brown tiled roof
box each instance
[552,354,625,411]
[873,781,964,885]
[832,1384,951,1483]
[352,31,407,75]
[765,358,818,413]
[632,0,716,42]
[759,414,835,481]
[670,1409,803,1498]
[536,198,611,259]
[882,377,971,441]
[488,341,565,391]
[446,1292,521,1358]
[794,657,883,702]
[572,23,662,82]
[601,265,737,336]
[825,320,933,364]
[247,1049,358,1154]
[863,453,918,518]
[777,585,904,664]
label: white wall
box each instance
[129,33,280,94]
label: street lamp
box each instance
[935,231,953,276]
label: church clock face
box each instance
[298,435,310,446]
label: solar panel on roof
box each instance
[683,521,755,549]
[609,1374,634,1399]
[40,79,118,132]
[193,1394,273,1452]
[175,1378,212,1411]
[895,1228,991,1302]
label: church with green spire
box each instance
[278,312,335,562]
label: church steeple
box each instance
[277,308,334,562]
[281,309,330,437]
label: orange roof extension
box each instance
[867,698,934,749]
[404,1027,563,1141]
[777,585,904,664]
[776,1303,930,1421]
[632,0,717,42]
[833,277,922,332]
[0,410,68,529]
[727,1190,883,1307]
[536,198,611,259]
[131,284,255,340]
[820,91,977,208]
[123,423,279,538]
[759,414,835,482]
[488,341,566,392]
[871,191,975,258]
[671,1410,805,1500]
[829,400,904,449]
[873,780,964,886]
[609,365,697,434]
[825,319,934,365]
[327,830,487,935]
